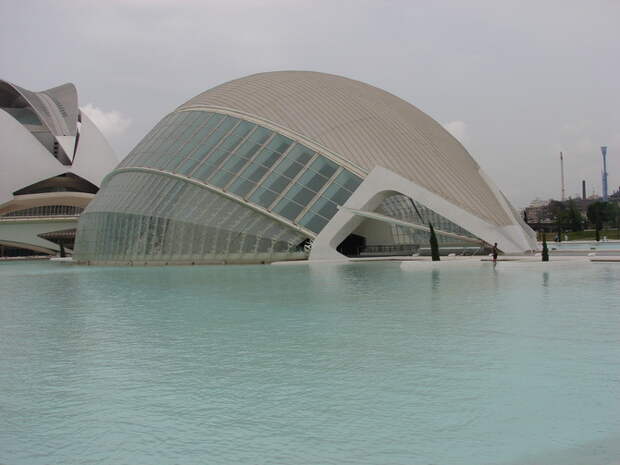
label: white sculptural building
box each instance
[0,79,117,256]
[73,71,536,265]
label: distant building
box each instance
[0,80,117,256]
[523,199,554,228]
[73,71,536,265]
[524,192,618,233]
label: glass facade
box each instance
[75,110,363,264]
[75,172,309,264]
[1,107,43,126]
[378,194,478,246]
[1,205,83,217]
[117,110,362,235]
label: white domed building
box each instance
[74,71,536,265]
[0,80,118,256]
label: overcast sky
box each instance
[1,0,618,207]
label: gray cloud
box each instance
[81,103,132,138]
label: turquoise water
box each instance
[1,260,619,465]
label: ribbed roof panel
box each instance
[0,80,78,137]
[179,71,512,226]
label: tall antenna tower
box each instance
[560,152,565,201]
[601,146,608,201]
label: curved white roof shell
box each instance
[73,71,536,264]
[0,80,78,137]
[0,79,117,211]
[180,71,514,228]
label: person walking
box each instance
[492,243,498,264]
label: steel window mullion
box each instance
[148,112,192,157]
[222,132,276,191]
[244,141,297,200]
[294,166,344,222]
[167,112,216,172]
[266,152,320,211]
[160,113,213,171]
[149,112,198,167]
[128,113,175,161]
[142,113,187,155]
[204,125,258,183]
[187,119,241,179]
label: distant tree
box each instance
[547,200,566,220]
[547,200,568,239]
[609,202,620,239]
[429,223,440,261]
[587,202,612,241]
[564,199,583,231]
[541,232,549,262]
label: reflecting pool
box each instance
[1,260,619,465]
[548,241,620,251]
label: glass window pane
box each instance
[273,199,304,221]
[243,163,268,183]
[249,187,279,208]
[147,113,202,167]
[261,172,291,194]
[274,157,306,180]
[178,114,225,161]
[310,196,339,218]
[322,183,353,205]
[253,148,283,169]
[286,184,316,205]
[265,134,293,155]
[215,121,253,153]
[209,169,236,188]
[334,170,362,192]
[193,162,217,181]
[299,212,329,233]
[176,158,202,176]
[190,116,236,162]
[234,141,264,162]
[286,145,315,165]
[221,154,253,176]
[247,127,272,145]
[205,148,232,170]
[228,178,256,197]
[298,170,329,193]
[309,156,338,178]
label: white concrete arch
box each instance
[0,218,78,254]
[309,166,538,260]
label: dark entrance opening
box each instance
[337,233,366,257]
[0,245,46,258]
